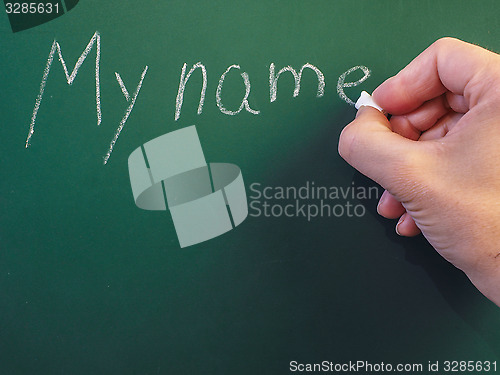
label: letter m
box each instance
[26,31,101,147]
[269,63,325,103]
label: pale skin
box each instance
[338,38,500,307]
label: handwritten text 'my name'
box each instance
[26,31,371,164]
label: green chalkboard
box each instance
[1,1,500,374]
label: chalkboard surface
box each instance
[1,1,500,374]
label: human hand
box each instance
[338,38,500,306]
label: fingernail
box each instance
[376,193,386,215]
[395,214,405,236]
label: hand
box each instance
[338,37,500,306]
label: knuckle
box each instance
[432,36,460,49]
[338,123,357,161]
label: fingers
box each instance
[418,112,464,141]
[389,95,449,140]
[373,38,500,115]
[389,94,467,140]
[445,92,469,114]
[377,190,421,237]
[396,213,421,237]
[377,190,405,219]
[338,107,421,191]
[377,191,421,237]
[341,37,499,241]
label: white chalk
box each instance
[355,91,384,112]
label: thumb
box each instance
[338,106,422,193]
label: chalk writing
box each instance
[269,63,325,103]
[104,66,149,164]
[337,65,371,105]
[216,64,260,116]
[26,31,101,148]
[26,31,372,164]
[174,62,207,121]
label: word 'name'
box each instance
[26,31,371,164]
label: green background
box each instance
[1,1,500,374]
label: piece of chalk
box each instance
[355,91,384,112]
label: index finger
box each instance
[373,38,500,115]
